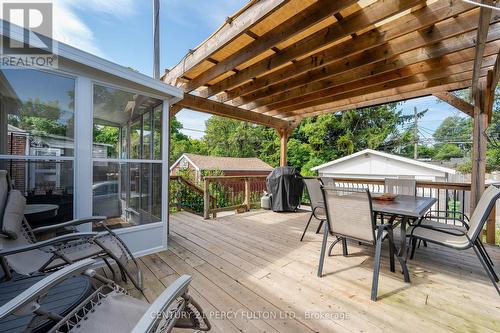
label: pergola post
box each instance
[279,129,289,167]
[470,71,492,238]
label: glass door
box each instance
[92,83,167,254]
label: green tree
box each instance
[434,143,463,161]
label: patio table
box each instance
[371,195,437,282]
[24,204,59,227]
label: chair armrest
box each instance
[31,216,106,234]
[416,224,467,236]
[0,259,95,319]
[422,214,470,230]
[425,210,470,222]
[132,275,193,333]
[0,232,98,257]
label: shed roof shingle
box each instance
[182,153,273,172]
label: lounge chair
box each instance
[0,170,142,290]
[0,259,211,332]
[301,178,326,241]
[318,186,407,301]
[409,185,500,294]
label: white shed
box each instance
[311,149,456,182]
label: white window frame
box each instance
[0,69,77,216]
[1,66,171,255]
[88,81,169,254]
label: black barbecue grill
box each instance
[266,166,304,212]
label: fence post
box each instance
[486,205,496,245]
[244,178,251,211]
[203,178,210,219]
[176,177,182,212]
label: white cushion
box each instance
[0,170,8,220]
[412,226,470,249]
[1,190,25,239]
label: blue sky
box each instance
[50,0,467,140]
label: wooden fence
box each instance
[203,175,267,219]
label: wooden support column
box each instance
[470,71,492,216]
[244,179,251,211]
[278,129,290,167]
[487,206,496,245]
[203,178,210,219]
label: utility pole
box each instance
[153,0,160,79]
[413,106,418,160]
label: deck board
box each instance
[140,210,500,333]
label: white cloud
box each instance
[52,0,136,57]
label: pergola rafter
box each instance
[166,0,500,220]
[218,0,476,105]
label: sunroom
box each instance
[0,23,182,256]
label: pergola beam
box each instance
[255,39,500,115]
[471,1,493,101]
[202,0,426,98]
[163,0,290,86]
[245,14,500,112]
[184,0,358,92]
[432,92,474,117]
[287,80,475,121]
[173,94,290,130]
[281,69,490,119]
[271,63,492,117]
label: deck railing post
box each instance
[486,205,496,245]
[203,178,210,219]
[244,178,251,211]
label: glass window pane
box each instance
[93,125,119,158]
[92,84,162,160]
[153,107,162,160]
[143,112,151,159]
[0,159,74,226]
[0,69,75,157]
[130,121,141,159]
[93,161,161,230]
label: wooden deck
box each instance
[134,210,500,333]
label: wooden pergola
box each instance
[164,0,500,212]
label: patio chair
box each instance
[301,178,326,241]
[0,259,211,333]
[384,178,417,196]
[408,185,500,295]
[318,186,407,301]
[0,170,143,290]
[380,178,417,224]
[319,177,335,187]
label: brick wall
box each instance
[6,134,27,192]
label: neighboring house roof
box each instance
[171,153,273,172]
[7,124,26,133]
[311,149,456,174]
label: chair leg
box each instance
[472,244,500,295]
[371,228,384,301]
[300,213,314,242]
[476,240,499,282]
[478,239,495,267]
[315,220,324,234]
[342,238,348,256]
[409,237,417,260]
[387,229,395,273]
[328,236,342,256]
[317,222,329,277]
